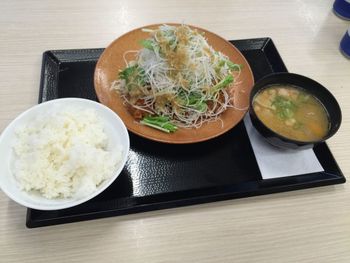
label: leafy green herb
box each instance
[140,116,178,133]
[272,95,297,120]
[211,75,234,93]
[140,39,162,54]
[139,39,154,50]
[119,65,146,89]
[119,65,137,81]
[187,92,202,105]
[226,61,243,71]
[216,60,242,72]
[176,91,208,112]
[188,93,207,112]
[194,102,207,112]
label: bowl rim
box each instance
[0,98,130,210]
[249,72,342,145]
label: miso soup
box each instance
[253,85,329,142]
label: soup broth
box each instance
[253,85,329,142]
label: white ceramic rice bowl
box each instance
[0,98,130,210]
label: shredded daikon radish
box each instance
[112,24,242,130]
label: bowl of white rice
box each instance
[0,98,129,210]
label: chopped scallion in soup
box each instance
[253,85,329,142]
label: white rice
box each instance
[12,106,122,199]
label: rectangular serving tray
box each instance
[26,38,345,228]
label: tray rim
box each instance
[27,37,345,228]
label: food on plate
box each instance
[111,24,242,133]
[12,107,123,199]
[253,85,329,141]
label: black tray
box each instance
[26,38,345,228]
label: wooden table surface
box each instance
[1,0,349,262]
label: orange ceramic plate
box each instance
[94,24,254,144]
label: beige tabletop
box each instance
[1,0,350,262]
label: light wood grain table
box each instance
[1,0,350,262]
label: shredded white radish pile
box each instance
[112,24,242,130]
